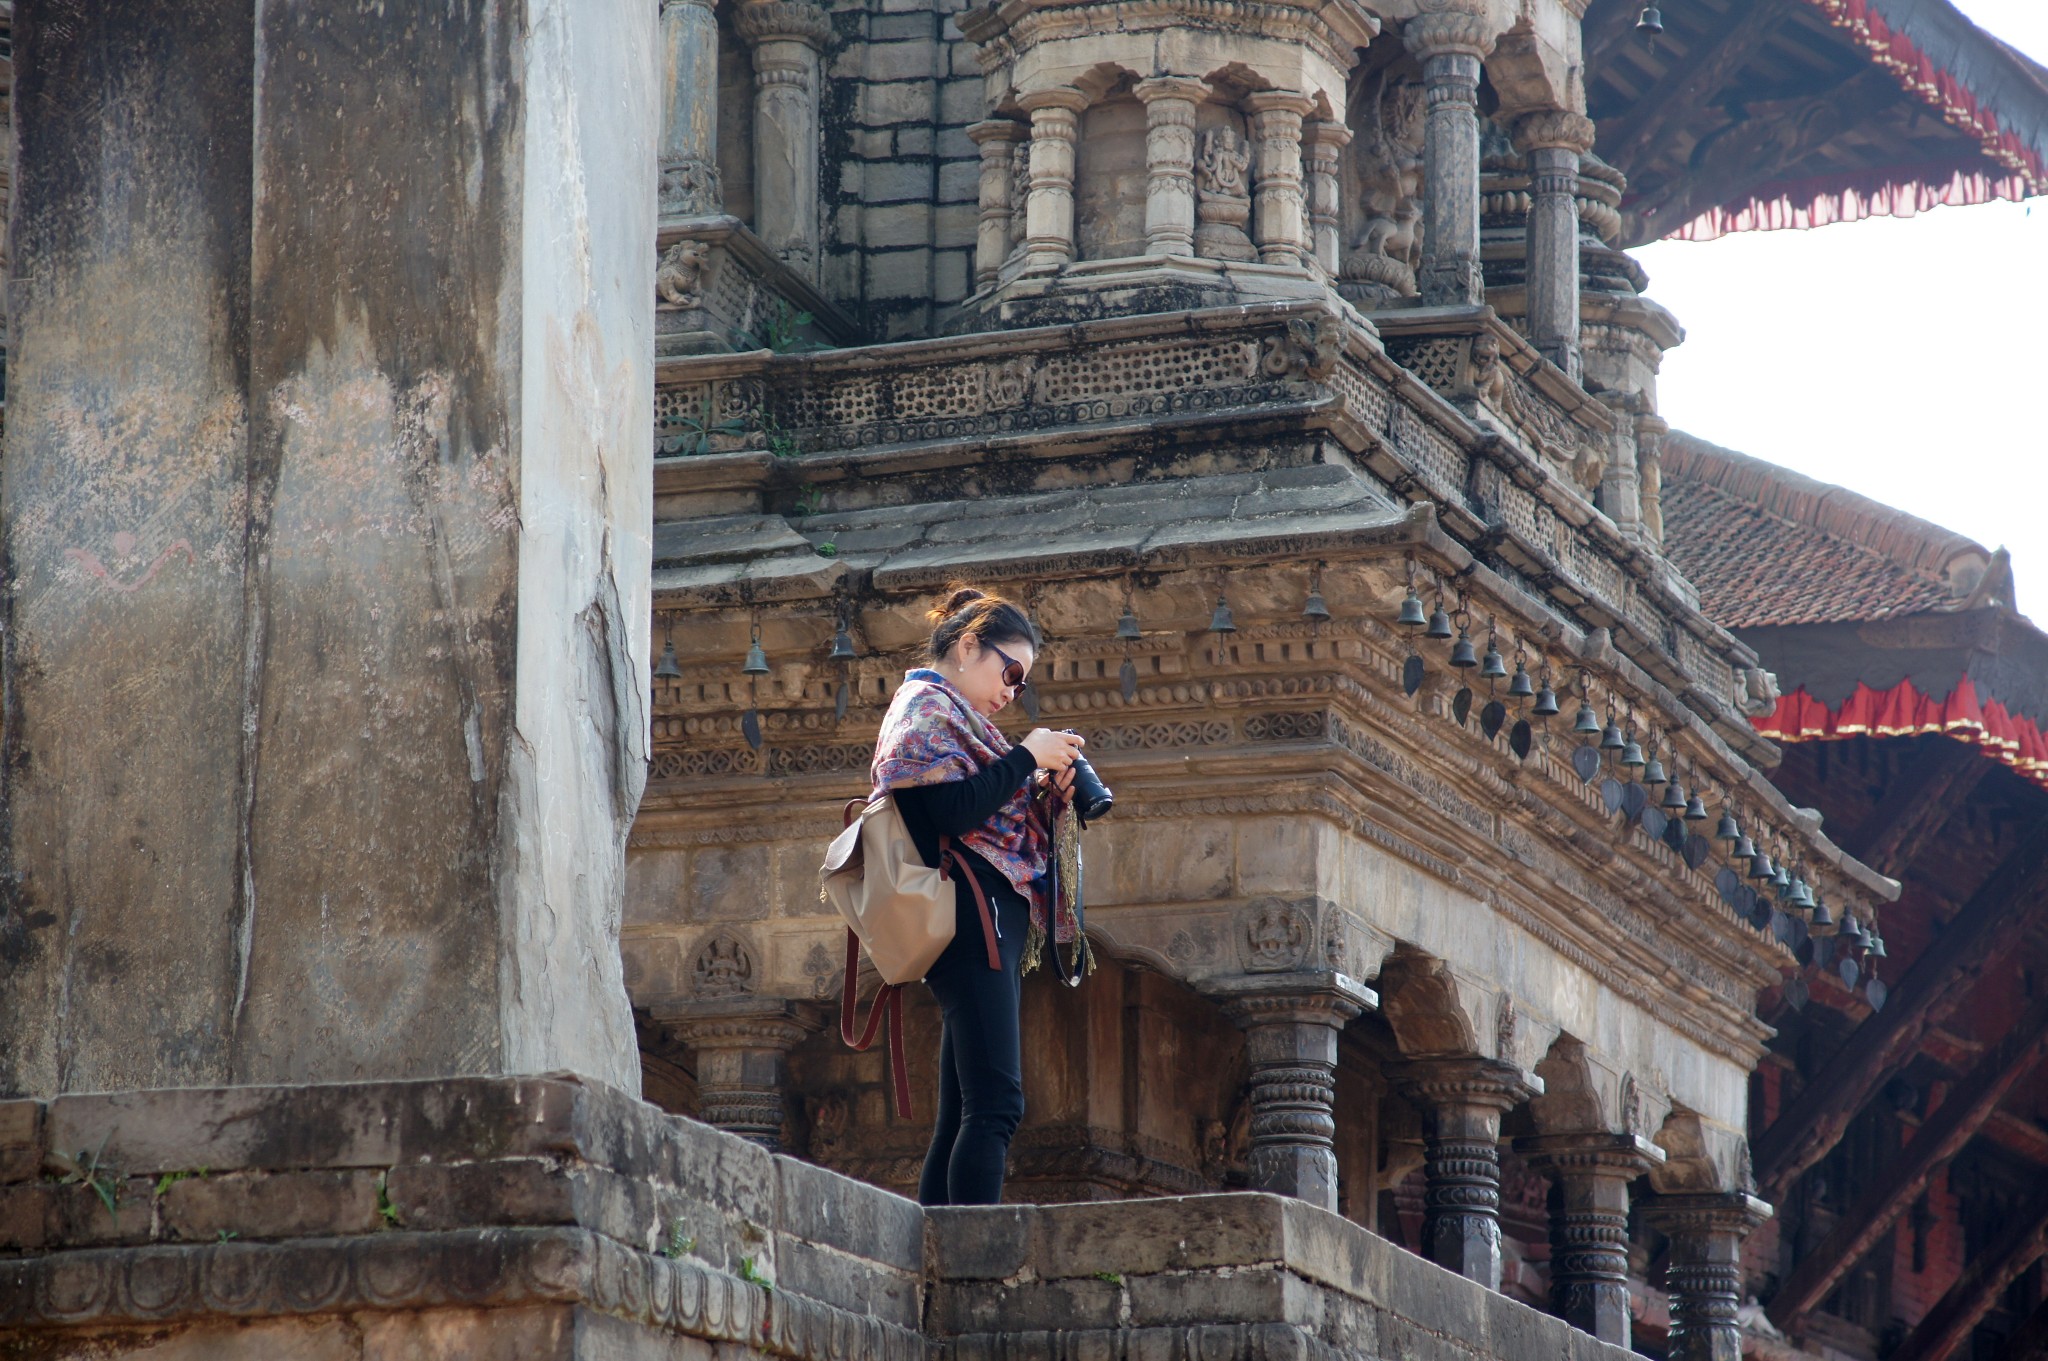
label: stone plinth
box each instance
[0,0,653,1095]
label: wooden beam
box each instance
[1995,1293,2048,1361]
[1767,990,2048,1330]
[1752,827,2048,1203]
[1583,0,1647,73]
[1852,738,1993,877]
[1888,1181,2048,1361]
[1598,0,1789,178]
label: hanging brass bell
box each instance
[1661,780,1688,812]
[653,637,683,679]
[1533,683,1560,717]
[1636,4,1662,34]
[1684,792,1708,821]
[743,639,771,675]
[1715,810,1740,842]
[1117,606,1143,640]
[1790,877,1814,908]
[1508,665,1535,700]
[1868,931,1887,958]
[1620,737,1646,768]
[1600,720,1626,751]
[1425,604,1454,640]
[1842,916,1867,948]
[1810,898,1834,928]
[1210,597,1237,633]
[1749,850,1775,881]
[829,625,858,662]
[1479,644,1508,680]
[1398,591,1428,628]
[1771,863,1792,892]
[1644,755,1668,785]
[1573,701,1602,735]
[1303,592,1332,622]
[1449,630,1478,668]
[1732,831,1755,858]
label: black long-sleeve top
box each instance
[892,746,1038,911]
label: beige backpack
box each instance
[821,795,1000,1118]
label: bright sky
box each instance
[1629,0,2048,616]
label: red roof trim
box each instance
[1757,674,2048,791]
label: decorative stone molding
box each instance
[1511,109,1596,156]
[655,996,825,1150]
[1018,87,1089,272]
[1387,1056,1541,1290]
[1515,1132,1666,1345]
[1135,77,1211,259]
[1639,1192,1774,1361]
[1205,971,1377,1212]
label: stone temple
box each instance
[0,1,2045,1360]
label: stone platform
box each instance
[0,1077,1635,1361]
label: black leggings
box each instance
[918,875,1030,1206]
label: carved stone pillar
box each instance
[659,997,824,1150]
[1388,1057,1539,1288]
[1513,110,1596,379]
[1405,9,1494,305]
[1020,87,1088,272]
[1641,1193,1773,1361]
[1636,412,1669,547]
[1207,971,1377,1211]
[660,0,724,218]
[736,0,832,280]
[1303,122,1353,278]
[968,119,1029,287]
[1515,1133,1666,1345]
[1134,76,1209,258]
[1246,91,1315,269]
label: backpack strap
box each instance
[840,927,913,1120]
[938,835,1002,971]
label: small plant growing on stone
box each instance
[215,1229,238,1244]
[153,1168,206,1198]
[657,1219,695,1259]
[738,1255,774,1292]
[51,1133,120,1221]
[375,1173,402,1229]
[736,299,830,355]
[1094,1271,1123,1285]
[794,483,825,518]
[816,540,838,558]
[674,394,747,457]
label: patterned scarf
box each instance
[871,669,1082,960]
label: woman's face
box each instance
[949,633,1036,716]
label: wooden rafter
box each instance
[1995,1293,2048,1361]
[1598,0,1790,177]
[1852,737,1993,877]
[1752,828,2048,1203]
[1887,1181,2048,1361]
[1582,0,1648,75]
[1767,990,2048,1330]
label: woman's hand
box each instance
[1022,727,1086,772]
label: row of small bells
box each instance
[652,612,865,751]
[1391,577,1888,1002]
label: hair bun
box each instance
[927,585,987,624]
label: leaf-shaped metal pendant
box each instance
[742,708,763,751]
[1838,956,1860,988]
[1684,835,1712,870]
[1640,806,1666,841]
[1403,654,1425,696]
[1600,777,1624,814]
[1866,977,1887,1010]
[1622,783,1649,822]
[1784,975,1810,1011]
[1480,700,1506,739]
[835,679,850,723]
[1663,817,1687,853]
[1572,745,1601,784]
[1749,895,1772,930]
[1021,684,1040,721]
[1120,657,1138,703]
[1452,688,1472,727]
[1716,867,1741,904]
[1509,720,1532,761]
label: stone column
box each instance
[736,0,832,280]
[1020,86,1089,273]
[1207,972,1377,1211]
[1246,91,1315,269]
[0,0,654,1096]
[1304,122,1353,278]
[1516,1133,1667,1345]
[1637,412,1670,546]
[659,998,824,1150]
[1405,9,1495,305]
[1135,76,1209,258]
[660,0,724,218]
[1641,1193,1773,1361]
[1513,109,1596,379]
[968,119,1029,287]
[1388,1057,1539,1288]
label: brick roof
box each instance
[1660,432,1986,629]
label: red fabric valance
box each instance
[1755,674,2048,790]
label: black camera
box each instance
[1062,732,1114,822]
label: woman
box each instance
[870,586,1087,1206]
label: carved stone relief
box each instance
[693,931,757,997]
[1341,73,1423,305]
[1194,127,1257,262]
[1241,898,1312,972]
[657,239,714,309]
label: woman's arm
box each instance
[893,747,1037,838]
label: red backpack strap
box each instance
[839,927,913,1120]
[937,835,1002,971]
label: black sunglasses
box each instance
[989,642,1030,690]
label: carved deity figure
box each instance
[1341,75,1425,303]
[656,239,713,309]
[1193,126,1258,262]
